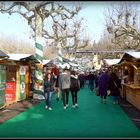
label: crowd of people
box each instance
[44,68,80,110]
[42,66,122,111]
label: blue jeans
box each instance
[112,96,120,103]
[45,91,54,107]
[89,81,94,91]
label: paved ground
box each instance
[0,98,41,124]
[0,97,140,130]
[119,98,140,129]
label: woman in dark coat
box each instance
[109,71,121,104]
[70,70,80,108]
[44,69,55,110]
[98,69,110,104]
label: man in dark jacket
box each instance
[88,71,95,92]
[78,72,85,88]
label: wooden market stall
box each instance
[0,50,9,109]
[117,52,140,110]
[8,54,39,103]
[103,58,122,80]
[0,53,39,107]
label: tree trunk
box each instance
[35,12,43,63]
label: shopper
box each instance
[70,70,80,108]
[44,69,55,111]
[98,68,110,104]
[59,68,71,109]
[109,70,122,104]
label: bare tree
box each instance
[0,1,81,61]
[43,16,89,59]
[0,1,81,93]
[105,2,140,51]
[64,17,89,59]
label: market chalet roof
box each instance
[125,52,140,59]
[104,59,121,66]
[7,54,39,63]
[103,52,140,66]
[119,52,140,63]
[0,50,9,59]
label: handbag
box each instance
[107,90,111,96]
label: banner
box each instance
[34,64,43,93]
[0,65,6,108]
[35,38,44,93]
[5,82,16,102]
[20,66,26,100]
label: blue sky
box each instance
[78,2,111,43]
[0,2,112,45]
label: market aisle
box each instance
[0,86,140,138]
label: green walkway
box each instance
[0,86,140,138]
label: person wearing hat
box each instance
[88,70,95,92]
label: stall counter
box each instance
[122,83,140,111]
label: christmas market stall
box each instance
[117,52,140,110]
[103,58,122,79]
[3,53,39,106]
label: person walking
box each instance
[59,68,71,109]
[70,70,80,108]
[29,69,35,98]
[88,70,95,92]
[109,70,122,104]
[44,69,55,111]
[55,71,61,101]
[78,71,85,88]
[98,68,110,104]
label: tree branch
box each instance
[36,1,53,9]
[0,2,16,12]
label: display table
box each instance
[122,83,140,110]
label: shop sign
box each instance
[5,82,16,102]
[20,66,26,100]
